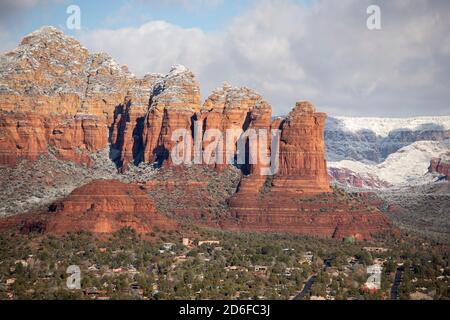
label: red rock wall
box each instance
[0,112,108,166]
[429,157,450,180]
[142,65,201,165]
[228,183,391,240]
[200,84,272,172]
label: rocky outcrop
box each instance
[142,65,201,166]
[0,26,393,240]
[46,180,177,235]
[429,157,450,180]
[228,180,390,240]
[0,26,136,166]
[200,83,272,172]
[0,112,108,166]
[275,102,330,193]
[0,27,135,117]
[110,74,163,169]
[328,167,391,189]
[228,102,391,240]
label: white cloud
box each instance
[78,21,217,77]
[72,0,450,116]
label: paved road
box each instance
[390,266,404,300]
[293,274,317,300]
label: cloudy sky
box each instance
[1,0,449,117]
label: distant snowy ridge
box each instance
[327,116,450,137]
[325,115,450,164]
[329,140,450,187]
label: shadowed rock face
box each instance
[46,180,177,235]
[110,74,163,170]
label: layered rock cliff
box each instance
[0,26,392,239]
[200,83,272,172]
[110,73,163,169]
[142,65,201,166]
[228,102,390,240]
[275,101,330,193]
[0,27,134,166]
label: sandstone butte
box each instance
[46,180,177,235]
[226,102,390,240]
[0,26,392,239]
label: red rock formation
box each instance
[200,84,272,171]
[46,180,177,235]
[143,65,201,166]
[328,167,391,189]
[0,112,108,166]
[275,101,331,193]
[228,102,391,240]
[0,26,392,241]
[429,157,450,180]
[0,27,137,166]
[0,113,48,166]
[110,74,162,169]
[228,180,391,240]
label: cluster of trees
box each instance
[0,226,448,300]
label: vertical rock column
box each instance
[273,101,331,194]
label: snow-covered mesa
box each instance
[329,140,450,188]
[325,115,450,188]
